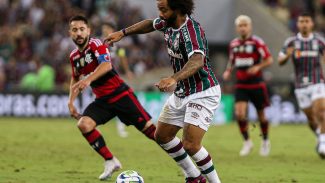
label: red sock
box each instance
[83,129,113,160]
[143,124,156,141]
[238,119,249,140]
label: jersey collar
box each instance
[172,15,189,31]
[297,32,314,41]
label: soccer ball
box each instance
[116,170,144,183]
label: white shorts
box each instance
[294,83,325,109]
[158,85,221,131]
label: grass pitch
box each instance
[0,118,324,183]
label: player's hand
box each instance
[104,31,124,46]
[68,103,81,120]
[247,65,260,75]
[72,79,91,93]
[222,70,231,81]
[155,77,177,92]
[286,47,295,57]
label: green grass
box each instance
[0,118,324,183]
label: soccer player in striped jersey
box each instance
[278,12,325,158]
[223,15,273,157]
[105,0,221,182]
[67,15,157,180]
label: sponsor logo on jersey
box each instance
[183,28,190,43]
[295,50,318,58]
[235,58,254,67]
[312,40,319,50]
[173,33,180,50]
[167,48,183,59]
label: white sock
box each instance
[319,134,325,143]
[191,147,221,183]
[160,137,200,178]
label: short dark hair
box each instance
[298,12,314,20]
[167,0,194,15]
[69,15,89,25]
[102,21,117,30]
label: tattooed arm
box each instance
[171,53,204,82]
[155,53,204,92]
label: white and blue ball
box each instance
[116,170,144,183]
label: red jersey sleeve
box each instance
[256,39,271,60]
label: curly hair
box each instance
[167,0,194,15]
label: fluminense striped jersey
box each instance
[279,33,325,88]
[153,16,218,97]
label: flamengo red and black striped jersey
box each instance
[279,33,325,88]
[153,16,219,98]
[228,35,271,87]
[69,38,129,99]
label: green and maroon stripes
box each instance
[166,141,188,162]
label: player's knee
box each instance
[154,131,172,144]
[183,140,201,155]
[235,113,246,121]
[77,117,95,133]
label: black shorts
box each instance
[83,90,151,130]
[235,83,270,110]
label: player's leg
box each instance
[251,85,271,156]
[295,87,318,135]
[81,101,121,180]
[235,101,252,156]
[312,98,325,158]
[115,91,156,140]
[182,124,221,183]
[182,91,221,183]
[155,95,203,181]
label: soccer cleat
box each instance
[259,140,271,157]
[185,175,207,183]
[99,157,122,180]
[317,142,325,159]
[239,140,253,156]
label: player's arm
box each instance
[118,48,133,79]
[172,53,204,82]
[248,41,273,74]
[68,77,81,120]
[105,19,155,45]
[155,53,204,92]
[278,47,294,66]
[223,45,235,81]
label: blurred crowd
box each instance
[264,0,325,33]
[0,0,168,92]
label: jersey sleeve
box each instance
[90,39,111,64]
[279,37,294,58]
[317,35,325,55]
[256,39,271,60]
[183,21,206,59]
[153,18,167,32]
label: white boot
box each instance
[99,157,122,180]
[117,121,128,138]
[259,140,271,157]
[239,140,253,156]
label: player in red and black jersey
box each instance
[67,15,156,180]
[223,15,273,157]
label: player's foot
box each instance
[239,140,253,156]
[185,174,207,183]
[99,157,122,180]
[317,142,325,159]
[259,140,271,157]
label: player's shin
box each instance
[82,129,113,160]
[191,147,221,183]
[238,119,249,140]
[160,137,201,178]
[260,120,269,140]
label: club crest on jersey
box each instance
[294,40,301,50]
[312,40,319,50]
[85,53,93,64]
[173,33,180,50]
[245,45,253,53]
